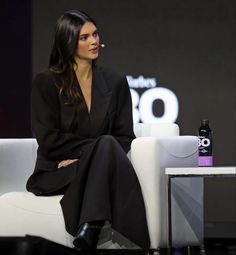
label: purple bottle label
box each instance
[198,156,213,167]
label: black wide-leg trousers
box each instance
[60,135,150,249]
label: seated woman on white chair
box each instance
[26,10,150,250]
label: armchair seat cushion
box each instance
[0,192,72,247]
[0,192,62,214]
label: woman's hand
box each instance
[58,159,78,168]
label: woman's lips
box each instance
[89,47,98,53]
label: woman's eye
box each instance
[80,36,87,41]
[93,31,98,37]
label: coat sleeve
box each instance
[111,76,136,153]
[31,72,94,160]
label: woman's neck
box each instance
[74,59,92,82]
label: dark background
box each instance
[0,0,31,137]
[1,0,235,239]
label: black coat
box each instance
[26,65,150,249]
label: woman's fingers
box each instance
[58,159,78,168]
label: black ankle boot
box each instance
[73,221,104,250]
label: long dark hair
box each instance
[49,10,96,104]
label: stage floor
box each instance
[0,236,235,255]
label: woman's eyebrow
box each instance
[80,29,98,36]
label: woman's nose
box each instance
[90,35,99,45]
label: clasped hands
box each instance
[58,159,78,168]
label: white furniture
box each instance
[166,167,236,176]
[165,167,236,248]
[0,123,200,249]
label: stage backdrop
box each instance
[32,0,236,167]
[1,0,236,239]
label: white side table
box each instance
[165,166,236,248]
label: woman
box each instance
[26,10,150,250]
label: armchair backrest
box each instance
[134,123,179,138]
[0,139,37,195]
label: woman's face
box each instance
[75,22,100,62]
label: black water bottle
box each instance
[198,119,213,166]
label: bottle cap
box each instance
[201,119,209,125]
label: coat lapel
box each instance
[59,93,76,132]
[90,66,112,125]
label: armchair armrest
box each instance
[131,135,199,248]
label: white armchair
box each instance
[131,123,203,248]
[0,123,203,249]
